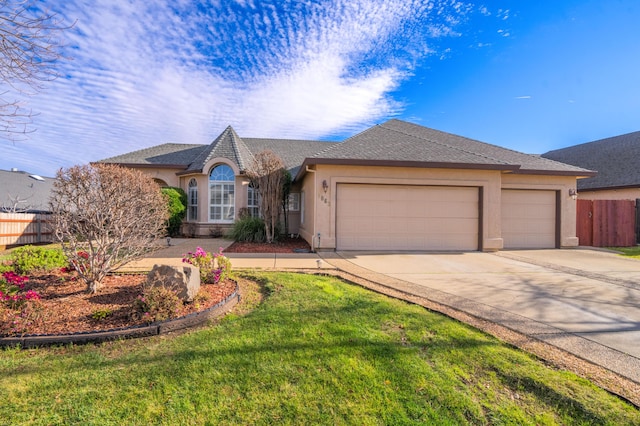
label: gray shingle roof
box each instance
[0,169,55,212]
[310,119,593,175]
[542,130,640,190]
[243,138,339,176]
[98,143,205,167]
[184,126,252,173]
[98,120,593,181]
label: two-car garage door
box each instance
[336,184,479,251]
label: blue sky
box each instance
[2,0,639,177]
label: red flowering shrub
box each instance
[0,271,45,336]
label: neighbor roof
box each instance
[300,119,594,178]
[0,169,55,213]
[542,130,640,190]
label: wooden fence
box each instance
[577,199,637,247]
[0,212,53,247]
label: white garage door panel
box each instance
[337,184,478,251]
[502,189,556,249]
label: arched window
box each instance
[209,164,235,222]
[187,178,198,221]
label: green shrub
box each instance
[10,245,67,274]
[91,308,112,321]
[162,187,187,237]
[228,216,266,242]
[132,286,181,323]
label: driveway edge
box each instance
[310,256,640,408]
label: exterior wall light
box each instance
[568,188,578,200]
[322,179,329,193]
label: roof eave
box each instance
[94,162,188,170]
[294,158,519,181]
[508,169,597,177]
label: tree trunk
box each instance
[87,279,103,294]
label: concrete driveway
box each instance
[333,249,640,383]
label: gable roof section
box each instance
[542,130,640,191]
[300,119,594,178]
[182,126,254,174]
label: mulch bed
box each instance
[1,270,237,336]
[225,236,311,253]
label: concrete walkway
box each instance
[324,249,640,385]
[119,238,333,272]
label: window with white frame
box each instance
[209,164,235,222]
[287,192,300,211]
[247,185,260,218]
[187,178,198,221]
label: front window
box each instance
[209,164,235,222]
[247,185,260,218]
[288,193,300,211]
[187,178,198,221]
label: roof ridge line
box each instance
[311,124,381,158]
[229,127,254,171]
[378,122,512,165]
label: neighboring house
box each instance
[98,119,594,251]
[542,131,640,200]
[0,169,55,247]
[0,168,54,213]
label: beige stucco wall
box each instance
[577,188,640,201]
[298,168,317,247]
[301,164,504,251]
[297,165,581,251]
[135,167,182,188]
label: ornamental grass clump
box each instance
[182,247,231,284]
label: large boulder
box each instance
[146,264,200,302]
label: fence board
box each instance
[0,212,53,246]
[577,199,636,247]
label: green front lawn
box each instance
[1,272,638,424]
[611,246,640,258]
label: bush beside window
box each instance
[162,187,187,237]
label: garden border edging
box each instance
[0,281,240,348]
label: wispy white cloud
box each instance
[515,95,532,99]
[1,0,478,176]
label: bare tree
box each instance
[0,0,69,139]
[50,164,169,293]
[246,150,286,243]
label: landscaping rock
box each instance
[146,264,200,302]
